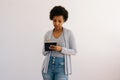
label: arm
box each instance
[42,48,50,56]
[42,32,50,56]
[61,31,77,55]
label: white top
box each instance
[51,32,65,57]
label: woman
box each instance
[42,6,77,80]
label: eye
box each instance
[53,19,56,22]
[59,20,61,23]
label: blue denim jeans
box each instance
[42,56,68,80]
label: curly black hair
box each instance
[49,6,68,22]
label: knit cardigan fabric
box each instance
[42,28,77,75]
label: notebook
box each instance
[44,41,57,51]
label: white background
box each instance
[0,0,120,80]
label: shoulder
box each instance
[44,29,53,41]
[63,28,74,36]
[64,28,72,33]
[44,29,53,36]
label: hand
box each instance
[49,45,62,52]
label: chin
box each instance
[54,27,60,29]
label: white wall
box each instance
[0,0,120,80]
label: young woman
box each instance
[42,6,77,80]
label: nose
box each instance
[55,22,59,26]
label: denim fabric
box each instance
[42,56,68,80]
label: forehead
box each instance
[53,16,64,20]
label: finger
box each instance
[49,46,55,50]
[50,45,55,47]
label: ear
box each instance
[63,19,65,22]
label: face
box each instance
[53,15,65,30]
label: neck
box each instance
[53,27,63,32]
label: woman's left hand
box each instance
[49,45,62,52]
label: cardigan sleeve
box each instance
[61,30,77,55]
[42,31,50,56]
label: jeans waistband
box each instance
[49,56,65,67]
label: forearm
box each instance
[42,48,50,56]
[61,47,77,55]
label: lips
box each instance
[54,25,59,28]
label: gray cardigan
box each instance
[42,28,77,75]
